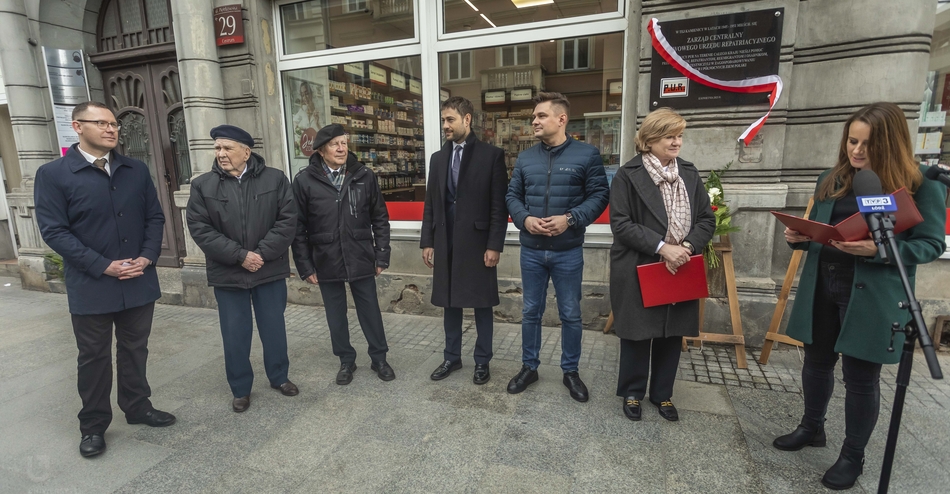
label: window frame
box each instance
[342,0,367,14]
[436,0,625,41]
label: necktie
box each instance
[451,145,462,190]
[93,158,107,174]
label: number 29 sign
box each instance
[213,4,245,46]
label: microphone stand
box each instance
[873,215,944,494]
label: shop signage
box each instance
[409,79,422,95]
[42,47,91,156]
[484,90,506,104]
[649,8,783,110]
[391,72,406,89]
[439,89,450,102]
[213,4,245,46]
[344,62,364,76]
[608,81,622,95]
[369,65,387,85]
[510,88,533,101]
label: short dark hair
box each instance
[71,101,113,121]
[440,96,474,124]
[532,92,570,117]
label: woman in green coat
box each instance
[773,102,947,490]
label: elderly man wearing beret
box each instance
[291,123,395,385]
[186,124,299,412]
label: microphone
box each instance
[853,169,891,261]
[924,164,950,188]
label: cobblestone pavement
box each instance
[3,275,950,493]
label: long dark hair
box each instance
[816,102,922,200]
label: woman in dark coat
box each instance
[774,102,946,490]
[609,108,716,423]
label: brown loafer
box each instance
[232,395,250,413]
[271,381,299,396]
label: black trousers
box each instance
[213,279,290,398]
[320,276,389,364]
[800,260,882,458]
[616,335,682,402]
[71,302,155,435]
[443,307,494,365]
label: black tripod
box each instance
[871,214,943,494]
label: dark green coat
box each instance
[786,166,947,364]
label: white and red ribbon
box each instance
[648,18,783,146]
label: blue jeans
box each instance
[520,245,584,372]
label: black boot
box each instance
[772,424,826,451]
[821,450,864,490]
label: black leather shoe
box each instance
[821,453,864,490]
[623,397,642,421]
[337,362,357,385]
[652,400,679,421]
[562,371,589,402]
[79,433,106,457]
[127,409,176,427]
[473,364,490,385]
[430,360,462,381]
[507,365,539,394]
[773,425,826,451]
[232,395,250,413]
[271,381,299,396]
[371,360,396,381]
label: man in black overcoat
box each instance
[421,97,508,384]
[34,101,176,458]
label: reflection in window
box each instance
[561,38,591,71]
[443,0,619,34]
[282,56,426,201]
[280,0,415,55]
[438,33,623,183]
[446,51,473,81]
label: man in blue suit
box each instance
[34,101,176,458]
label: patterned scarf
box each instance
[320,156,346,191]
[642,152,691,245]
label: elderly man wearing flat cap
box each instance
[186,124,299,412]
[291,123,395,385]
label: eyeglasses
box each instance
[76,119,121,131]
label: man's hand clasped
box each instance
[242,251,264,273]
[105,257,151,280]
[524,215,569,237]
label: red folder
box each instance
[771,187,923,245]
[637,255,709,308]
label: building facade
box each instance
[2,0,947,344]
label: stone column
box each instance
[0,0,61,289]
[169,0,229,307]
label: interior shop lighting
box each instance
[464,0,479,11]
[511,0,555,7]
[480,13,497,27]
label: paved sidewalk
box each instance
[1,275,949,493]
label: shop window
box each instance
[282,55,426,202]
[560,37,592,72]
[445,51,473,81]
[280,0,415,55]
[438,32,624,183]
[443,0,619,34]
[499,44,531,67]
[343,0,367,13]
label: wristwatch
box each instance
[565,212,576,227]
[682,240,695,254]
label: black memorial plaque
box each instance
[649,8,784,110]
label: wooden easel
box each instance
[758,199,813,364]
[682,234,748,368]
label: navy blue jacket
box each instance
[34,144,164,315]
[506,134,609,250]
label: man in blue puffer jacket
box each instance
[505,92,609,402]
